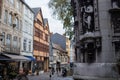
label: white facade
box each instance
[21,4,34,56]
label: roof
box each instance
[32,7,43,19]
[43,18,48,26]
[32,8,40,18]
[52,43,67,53]
[20,0,34,13]
[51,33,66,50]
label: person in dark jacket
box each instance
[16,68,28,80]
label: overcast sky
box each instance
[25,0,65,35]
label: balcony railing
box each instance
[2,45,20,54]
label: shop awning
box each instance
[0,55,11,60]
[24,56,36,61]
[2,53,30,61]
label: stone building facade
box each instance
[0,0,31,78]
[0,0,23,54]
[71,0,120,80]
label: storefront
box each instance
[23,56,36,74]
[0,53,30,79]
[0,55,19,79]
[32,56,44,74]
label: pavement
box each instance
[28,72,74,80]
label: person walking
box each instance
[51,67,55,75]
[15,68,29,80]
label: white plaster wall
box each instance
[21,5,34,56]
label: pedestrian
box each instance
[51,67,55,75]
[15,68,29,80]
[49,69,52,80]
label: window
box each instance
[30,24,32,35]
[15,18,19,29]
[58,55,61,61]
[30,12,32,19]
[37,19,42,25]
[86,43,96,63]
[53,56,56,61]
[28,41,31,52]
[28,24,30,34]
[4,10,8,24]
[87,52,96,63]
[23,39,27,51]
[13,36,17,48]
[6,34,11,46]
[10,0,14,6]
[1,32,5,45]
[66,56,68,62]
[115,42,120,52]
[40,30,43,38]
[16,0,20,11]
[111,13,120,33]
[8,13,12,26]
[45,34,48,42]
[19,2,21,12]
[18,38,21,49]
[25,6,27,14]
[19,20,22,31]
[31,13,33,20]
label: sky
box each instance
[25,0,65,35]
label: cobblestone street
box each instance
[28,72,74,80]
